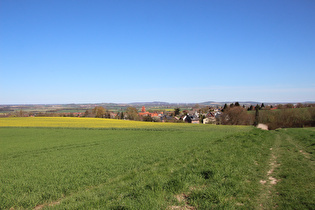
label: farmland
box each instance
[0,118,314,209]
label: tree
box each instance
[126,107,139,120]
[104,111,111,118]
[142,115,153,122]
[174,108,180,116]
[221,106,253,125]
[255,104,261,110]
[235,102,240,106]
[286,103,294,109]
[199,106,210,114]
[84,110,89,117]
[222,104,228,112]
[93,106,106,118]
[199,115,206,124]
[193,104,200,110]
[254,105,260,126]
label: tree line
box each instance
[221,103,315,129]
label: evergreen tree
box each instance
[254,105,260,126]
[256,104,261,110]
[174,108,180,116]
[222,103,228,112]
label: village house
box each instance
[138,106,163,118]
[183,114,200,124]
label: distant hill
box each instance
[200,101,262,106]
[1,101,314,109]
[128,101,170,106]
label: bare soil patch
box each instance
[34,201,60,210]
[260,153,280,186]
[169,193,195,210]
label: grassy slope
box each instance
[0,118,314,209]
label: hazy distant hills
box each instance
[200,101,263,106]
[1,101,314,107]
[128,101,276,107]
[123,101,315,107]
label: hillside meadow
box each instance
[0,117,314,209]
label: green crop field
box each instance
[0,118,314,209]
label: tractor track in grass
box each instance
[32,161,165,209]
[284,134,314,166]
[258,130,314,209]
[32,142,207,210]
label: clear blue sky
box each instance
[1,0,314,104]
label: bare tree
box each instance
[126,107,139,120]
[221,106,254,125]
[93,106,106,118]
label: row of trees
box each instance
[259,108,315,130]
[92,106,140,121]
[220,103,315,129]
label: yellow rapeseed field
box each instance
[0,117,250,132]
[0,117,193,129]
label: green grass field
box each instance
[0,118,314,209]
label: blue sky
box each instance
[1,0,314,104]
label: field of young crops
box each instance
[0,117,314,209]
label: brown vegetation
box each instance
[259,107,315,130]
[221,103,315,129]
[221,106,254,125]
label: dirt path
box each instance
[258,134,281,209]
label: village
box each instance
[3,102,313,128]
[136,105,221,124]
[57,105,223,125]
